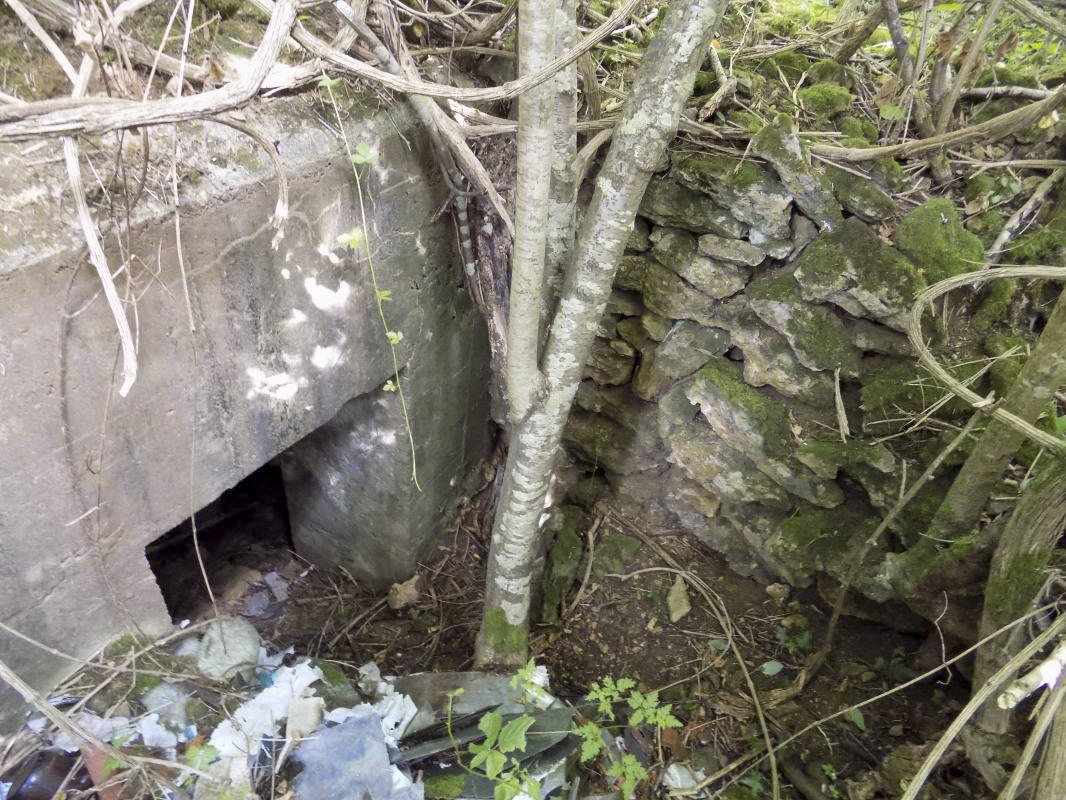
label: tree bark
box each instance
[505,0,556,421]
[1035,699,1066,800]
[973,463,1066,735]
[925,288,1066,544]
[475,0,728,668]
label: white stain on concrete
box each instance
[281,268,291,279]
[304,277,351,311]
[284,308,308,328]
[311,345,344,370]
[317,243,342,265]
[246,367,303,401]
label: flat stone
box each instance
[746,270,863,376]
[697,233,767,266]
[658,382,793,509]
[605,288,644,317]
[826,164,897,222]
[639,177,748,238]
[682,359,845,508]
[651,228,751,297]
[585,337,636,385]
[752,118,843,231]
[616,317,651,350]
[627,216,652,252]
[672,153,794,240]
[633,321,731,400]
[726,313,836,405]
[641,310,673,341]
[792,217,925,331]
[641,261,717,322]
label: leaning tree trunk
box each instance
[925,287,1066,543]
[474,0,728,668]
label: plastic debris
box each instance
[141,682,189,734]
[197,660,323,795]
[292,709,423,800]
[196,616,260,680]
[243,590,271,617]
[52,712,132,753]
[662,763,706,791]
[136,714,178,749]
[263,570,290,601]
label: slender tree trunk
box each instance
[505,0,556,421]
[972,463,1066,735]
[475,0,728,668]
[1036,704,1066,800]
[925,289,1066,543]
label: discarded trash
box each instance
[243,590,272,617]
[3,750,91,800]
[197,660,323,795]
[196,616,260,681]
[292,709,423,800]
[264,570,290,601]
[662,762,706,790]
[141,682,190,734]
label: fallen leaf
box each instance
[667,575,692,623]
[387,574,422,610]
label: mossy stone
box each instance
[746,270,862,375]
[809,59,850,86]
[837,116,866,140]
[871,158,905,191]
[984,333,1029,398]
[825,165,896,222]
[592,531,642,577]
[894,198,985,283]
[540,505,588,623]
[972,279,1017,333]
[760,50,809,81]
[798,83,854,117]
[726,110,765,134]
[772,503,878,576]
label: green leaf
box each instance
[315,73,341,90]
[383,379,398,393]
[483,749,507,780]
[386,330,404,345]
[184,743,218,771]
[337,227,364,250]
[478,711,502,748]
[352,141,377,165]
[879,103,904,121]
[761,660,784,677]
[524,777,542,800]
[377,289,393,302]
[847,707,867,731]
[497,714,535,754]
[574,721,605,761]
[102,754,128,779]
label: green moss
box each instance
[798,83,854,117]
[976,65,1040,89]
[693,70,718,93]
[872,157,905,191]
[775,504,877,572]
[837,116,865,140]
[985,552,1051,622]
[860,119,879,141]
[984,333,1029,399]
[424,771,467,800]
[725,110,764,134]
[972,279,1018,333]
[695,359,794,460]
[479,608,527,660]
[203,0,243,17]
[672,153,764,192]
[827,165,897,220]
[1008,194,1066,263]
[967,209,1006,247]
[808,59,849,86]
[541,506,587,623]
[760,51,809,81]
[965,173,997,203]
[592,531,642,576]
[862,359,987,424]
[894,198,985,283]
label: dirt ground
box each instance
[156,475,990,800]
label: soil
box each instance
[144,474,990,800]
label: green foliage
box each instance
[576,677,681,798]
[846,707,867,732]
[894,197,985,283]
[760,660,784,677]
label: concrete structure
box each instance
[0,94,490,728]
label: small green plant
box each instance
[316,72,421,491]
[774,612,813,658]
[439,665,541,800]
[820,762,842,800]
[574,677,682,798]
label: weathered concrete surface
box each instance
[0,94,489,728]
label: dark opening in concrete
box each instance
[145,462,294,622]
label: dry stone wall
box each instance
[561,119,987,611]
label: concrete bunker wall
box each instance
[0,94,490,727]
